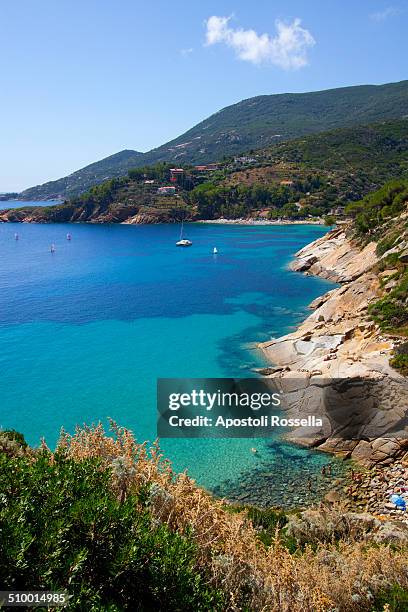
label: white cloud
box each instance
[180,47,194,56]
[205,15,315,69]
[370,6,400,21]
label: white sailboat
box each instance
[176,219,192,247]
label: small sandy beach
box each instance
[195,218,325,226]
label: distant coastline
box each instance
[0,199,63,211]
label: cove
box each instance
[0,221,344,506]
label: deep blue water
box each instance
[0,221,338,498]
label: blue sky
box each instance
[1,0,407,191]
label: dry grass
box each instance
[55,422,408,611]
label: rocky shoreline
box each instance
[259,225,408,467]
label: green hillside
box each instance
[20,150,144,201]
[20,80,408,200]
[4,118,408,225]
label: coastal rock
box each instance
[351,441,378,467]
[372,521,408,545]
[287,508,408,545]
[285,509,380,544]
[351,439,408,467]
[307,237,378,283]
[324,489,343,503]
[290,255,317,272]
[308,289,337,310]
[399,248,408,263]
[122,207,183,224]
[261,224,408,466]
[317,438,360,456]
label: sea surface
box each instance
[0,219,344,506]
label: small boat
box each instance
[66,233,72,240]
[213,247,218,254]
[176,219,192,247]
[14,233,19,240]
[50,244,56,253]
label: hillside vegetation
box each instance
[4,119,408,225]
[1,424,408,611]
[346,180,408,374]
[20,80,408,200]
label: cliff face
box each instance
[0,203,193,225]
[261,222,408,466]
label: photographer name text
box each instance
[167,415,323,429]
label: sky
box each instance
[1,0,407,192]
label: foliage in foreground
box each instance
[1,423,408,611]
[0,450,223,611]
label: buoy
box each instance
[213,247,218,254]
[14,233,19,240]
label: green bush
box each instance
[324,215,336,226]
[390,342,408,376]
[346,179,408,240]
[0,429,27,448]
[0,453,223,611]
[369,269,408,335]
[378,252,401,271]
[390,353,408,376]
[376,230,400,256]
[372,584,408,611]
[225,505,297,551]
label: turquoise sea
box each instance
[0,219,342,506]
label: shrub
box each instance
[324,215,336,226]
[347,179,408,240]
[0,429,28,458]
[0,453,223,611]
[2,423,408,611]
[369,269,408,334]
[390,353,408,375]
[390,342,408,376]
[371,584,408,611]
[226,505,291,549]
[376,230,400,256]
[0,429,27,448]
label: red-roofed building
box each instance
[194,164,219,172]
[157,186,176,195]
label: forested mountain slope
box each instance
[20,80,408,200]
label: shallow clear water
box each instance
[0,221,342,504]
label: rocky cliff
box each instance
[261,219,408,467]
[0,202,193,225]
